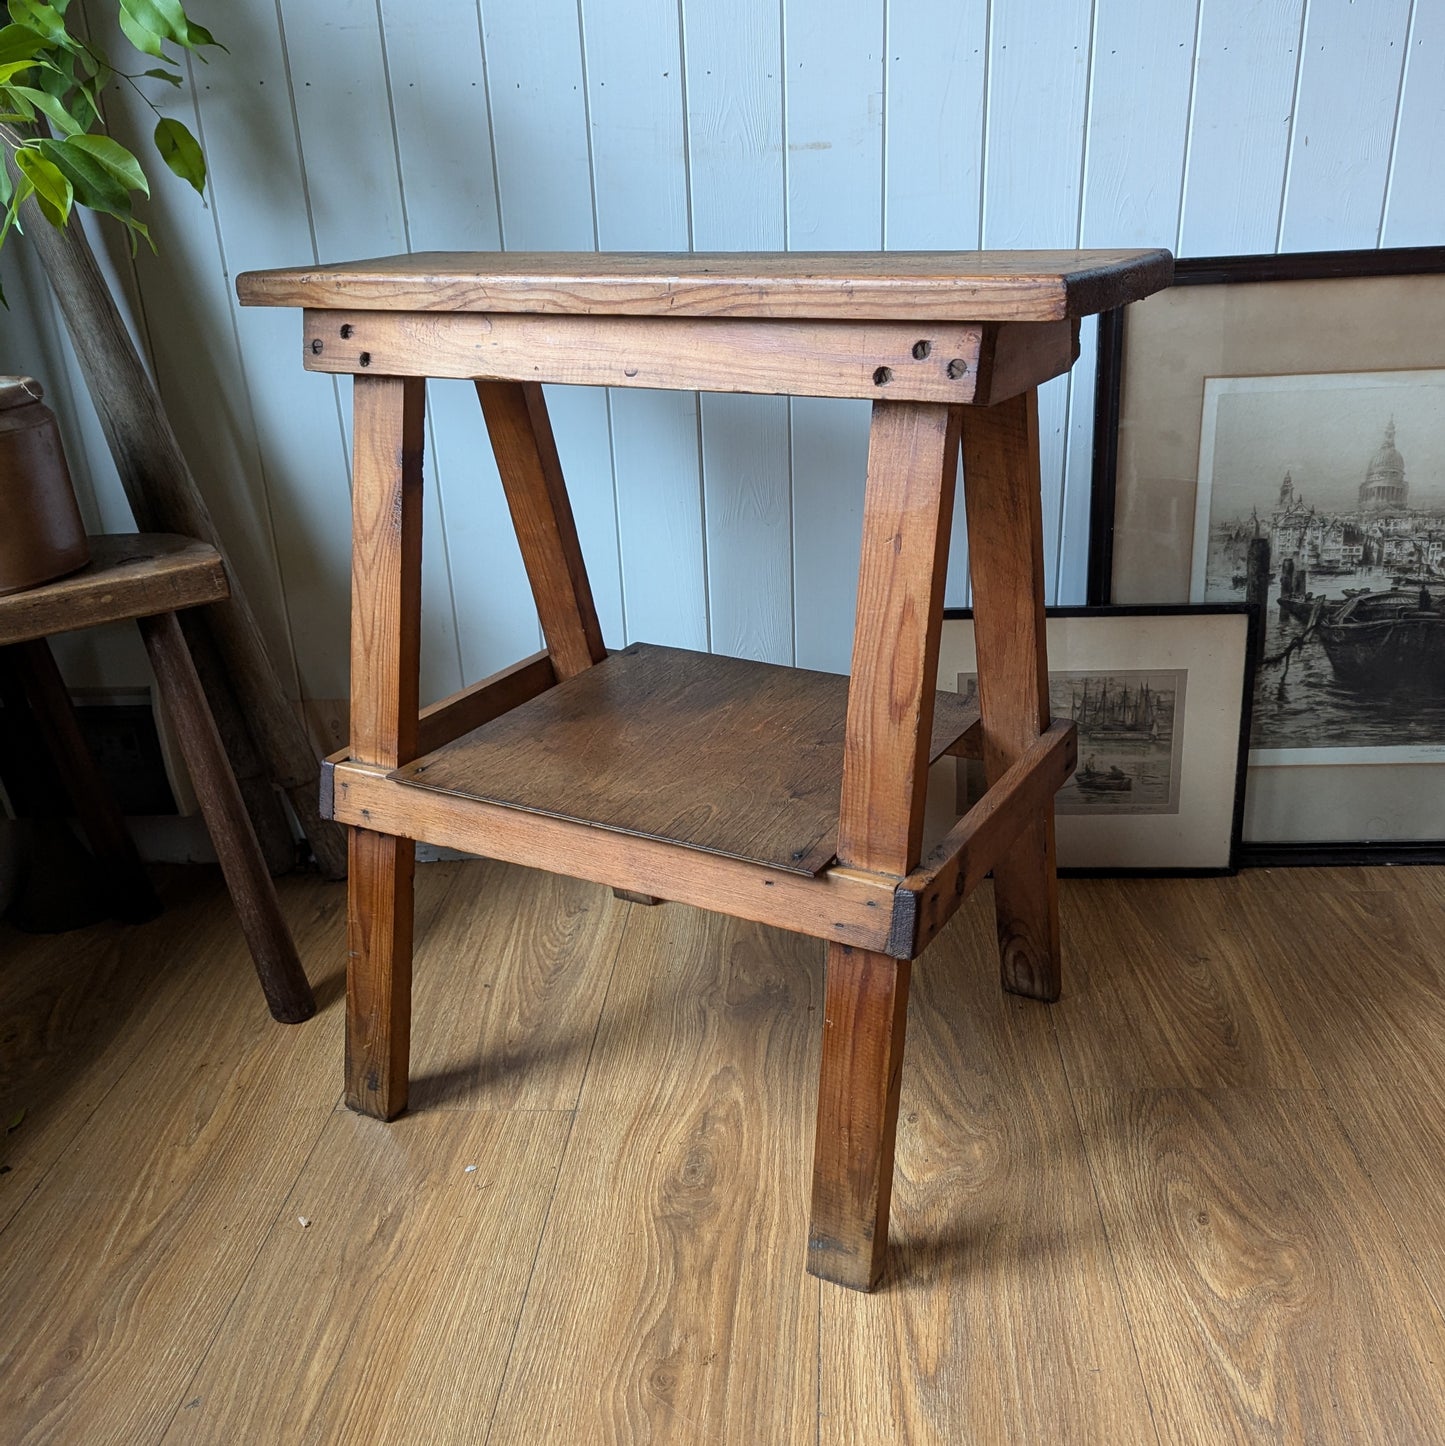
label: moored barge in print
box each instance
[1315,589,1445,691]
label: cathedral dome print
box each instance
[1358,418,1407,510]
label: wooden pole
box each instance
[16,201,347,879]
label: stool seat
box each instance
[0,534,227,645]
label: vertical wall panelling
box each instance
[981,0,1094,602]
[480,0,624,648]
[379,0,540,687]
[685,0,798,662]
[681,0,792,664]
[1381,2,1444,247]
[73,7,303,698]
[1056,0,1198,601]
[882,0,988,607]
[785,0,884,673]
[1177,0,1304,256]
[582,0,708,652]
[279,0,463,704]
[1278,0,1413,252]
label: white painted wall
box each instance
[1,0,1439,710]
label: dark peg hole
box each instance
[911,339,931,360]
[309,339,323,355]
[340,324,354,339]
[359,352,372,367]
[873,366,893,386]
[947,358,968,379]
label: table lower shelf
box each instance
[322,643,1077,959]
[392,642,980,876]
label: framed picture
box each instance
[937,606,1255,875]
[1088,248,1445,861]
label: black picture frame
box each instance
[940,603,1256,877]
[1087,246,1445,868]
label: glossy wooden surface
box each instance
[238,248,1173,321]
[394,642,981,876]
[4,863,1445,1441]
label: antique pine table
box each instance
[238,249,1172,1291]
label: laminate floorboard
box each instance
[487,906,822,1446]
[1,862,1444,1442]
[820,891,1155,1445]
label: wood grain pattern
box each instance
[238,248,1174,321]
[807,946,912,1289]
[406,858,630,1112]
[139,611,315,1024]
[960,389,1062,1001]
[0,534,226,646]
[306,308,990,401]
[487,905,821,1443]
[331,759,902,954]
[1053,877,1319,1091]
[415,649,557,755]
[836,402,961,876]
[474,381,606,680]
[346,374,426,1119]
[1075,1087,1445,1443]
[159,1109,572,1445]
[397,642,979,876]
[821,897,1155,1444]
[0,874,342,1445]
[4,864,1445,1440]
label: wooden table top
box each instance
[237,249,1173,322]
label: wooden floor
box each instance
[3,860,1445,1443]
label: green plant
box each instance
[0,0,216,298]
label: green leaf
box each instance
[153,114,203,193]
[0,88,36,120]
[142,66,181,86]
[7,0,70,46]
[116,5,165,58]
[185,18,217,48]
[14,145,70,225]
[119,0,187,46]
[0,160,11,207]
[37,135,132,219]
[66,134,149,196]
[9,84,81,134]
[0,20,49,65]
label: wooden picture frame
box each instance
[1088,248,1445,863]
[937,605,1255,876]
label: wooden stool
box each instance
[239,249,1172,1287]
[0,535,316,1024]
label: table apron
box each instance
[303,310,1078,405]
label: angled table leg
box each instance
[961,388,1061,1002]
[346,375,425,1117]
[808,400,961,1291]
[476,380,607,679]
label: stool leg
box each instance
[138,611,316,1023]
[3,638,161,922]
[809,400,960,1290]
[808,945,911,1290]
[961,388,1062,1002]
[346,375,426,1118]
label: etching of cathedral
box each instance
[1357,418,1407,510]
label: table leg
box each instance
[476,380,607,680]
[961,388,1062,1002]
[808,399,960,1291]
[346,375,425,1118]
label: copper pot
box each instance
[0,376,89,594]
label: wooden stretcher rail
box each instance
[327,758,903,953]
[889,720,1077,958]
[416,648,557,756]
